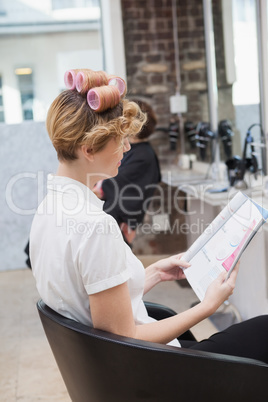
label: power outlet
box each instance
[152,214,170,232]
[169,94,187,114]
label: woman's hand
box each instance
[143,253,191,294]
[202,261,240,315]
[155,253,191,282]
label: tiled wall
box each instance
[1,122,58,271]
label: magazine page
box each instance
[182,192,248,262]
[183,195,267,301]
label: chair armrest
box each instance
[144,301,177,320]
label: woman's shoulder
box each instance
[73,211,124,251]
[124,142,157,163]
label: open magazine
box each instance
[182,191,268,301]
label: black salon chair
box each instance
[37,299,268,402]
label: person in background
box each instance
[30,68,268,364]
[94,99,161,246]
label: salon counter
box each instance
[162,163,268,321]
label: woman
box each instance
[30,69,268,361]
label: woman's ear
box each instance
[80,144,94,161]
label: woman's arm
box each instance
[143,253,190,295]
[89,262,239,345]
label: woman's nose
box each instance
[123,138,131,152]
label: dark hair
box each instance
[131,99,157,140]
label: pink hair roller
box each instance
[76,71,86,93]
[108,76,127,97]
[87,86,121,112]
[64,70,78,90]
[87,88,101,110]
[76,70,108,94]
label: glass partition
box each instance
[214,0,262,168]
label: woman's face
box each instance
[92,137,130,180]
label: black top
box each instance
[102,142,161,229]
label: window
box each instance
[0,0,102,124]
[16,68,34,121]
[52,0,98,10]
[232,0,259,106]
[0,76,4,122]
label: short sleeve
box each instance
[76,214,130,295]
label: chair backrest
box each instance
[37,299,268,402]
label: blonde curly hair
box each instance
[46,89,147,161]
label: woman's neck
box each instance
[56,161,98,190]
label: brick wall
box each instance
[121,0,234,144]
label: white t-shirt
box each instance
[30,175,180,347]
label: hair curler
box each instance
[64,69,80,90]
[76,70,108,94]
[87,88,101,110]
[87,85,121,112]
[108,76,127,97]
